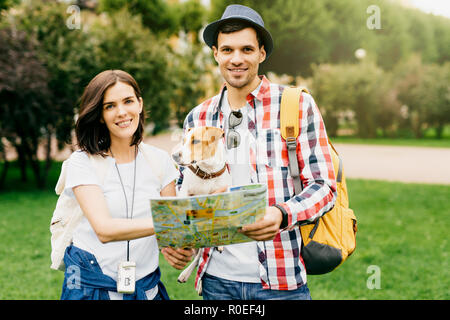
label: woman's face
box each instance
[101,81,143,144]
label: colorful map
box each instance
[150,184,267,248]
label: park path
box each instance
[143,132,450,185]
[21,131,449,185]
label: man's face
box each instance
[213,27,266,90]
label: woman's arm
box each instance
[160,180,176,197]
[73,185,154,243]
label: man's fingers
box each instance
[239,217,280,241]
[163,247,193,260]
[240,218,271,233]
[161,247,195,270]
[161,250,184,269]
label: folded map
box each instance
[150,184,267,248]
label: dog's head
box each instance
[172,126,225,166]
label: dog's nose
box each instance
[172,152,181,163]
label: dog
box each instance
[171,126,230,284]
[172,126,231,197]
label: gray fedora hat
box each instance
[203,4,274,58]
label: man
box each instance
[162,4,337,300]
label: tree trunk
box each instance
[43,132,53,188]
[0,156,9,190]
[435,123,444,139]
[15,143,28,182]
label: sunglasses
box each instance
[226,110,243,149]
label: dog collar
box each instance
[187,164,227,180]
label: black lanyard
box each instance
[111,145,137,262]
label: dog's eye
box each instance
[192,139,201,145]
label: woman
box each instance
[60,70,178,300]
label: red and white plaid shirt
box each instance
[179,75,337,291]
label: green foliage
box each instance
[210,0,333,76]
[312,61,400,138]
[98,0,178,34]
[0,0,18,11]
[170,43,210,128]
[175,0,207,36]
[210,0,450,77]
[311,52,450,139]
[394,56,450,138]
[89,8,174,134]
[0,0,98,188]
[0,27,51,188]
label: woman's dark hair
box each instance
[75,70,145,155]
[214,19,263,49]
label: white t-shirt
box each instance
[64,146,178,299]
[205,91,261,283]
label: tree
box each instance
[415,63,450,139]
[1,0,98,188]
[312,61,393,138]
[89,8,175,134]
[98,0,178,34]
[170,42,213,128]
[0,0,18,11]
[210,0,333,77]
[431,15,450,64]
[0,27,51,188]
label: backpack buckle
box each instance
[286,137,297,150]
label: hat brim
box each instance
[203,17,273,59]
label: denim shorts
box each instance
[201,273,312,300]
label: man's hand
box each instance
[161,247,195,270]
[239,206,283,241]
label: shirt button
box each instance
[90,260,95,265]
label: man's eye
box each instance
[125,99,133,104]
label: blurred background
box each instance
[0,0,449,189]
[0,0,448,300]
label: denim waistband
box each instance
[61,244,169,300]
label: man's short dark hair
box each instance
[213,19,263,49]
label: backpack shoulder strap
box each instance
[55,160,69,195]
[88,154,111,184]
[55,153,110,195]
[328,140,343,183]
[139,142,164,185]
[280,86,310,194]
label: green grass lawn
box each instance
[0,166,448,299]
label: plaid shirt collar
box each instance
[213,75,270,114]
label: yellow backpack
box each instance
[280,87,357,275]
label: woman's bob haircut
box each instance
[75,70,145,155]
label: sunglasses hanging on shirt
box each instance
[226,110,243,149]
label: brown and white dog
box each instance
[171,126,230,284]
[172,126,231,197]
